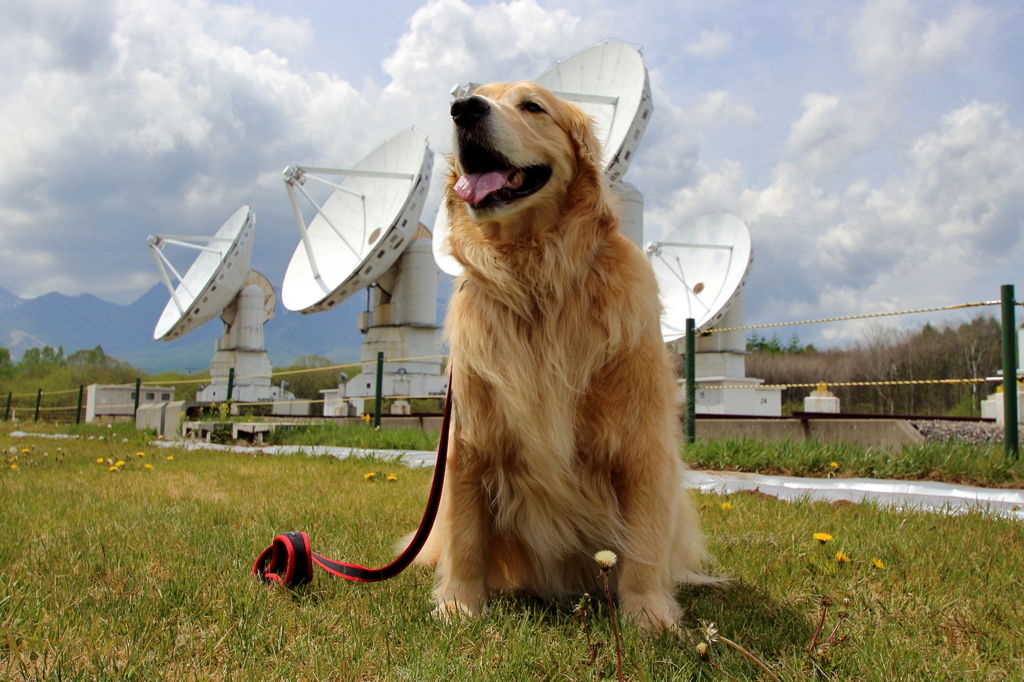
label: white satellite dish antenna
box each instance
[150,205,254,342]
[433,40,653,277]
[147,205,296,409]
[646,211,753,338]
[645,211,779,416]
[281,128,446,417]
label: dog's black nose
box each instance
[451,96,490,127]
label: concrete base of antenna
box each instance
[678,292,783,417]
[805,385,841,414]
[194,282,298,411]
[321,233,448,417]
[980,386,1024,425]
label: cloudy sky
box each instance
[2,0,1022,347]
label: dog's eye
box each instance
[520,101,545,114]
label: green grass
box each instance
[2,426,1023,680]
[262,421,440,451]
[687,438,1024,488]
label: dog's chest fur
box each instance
[444,238,649,561]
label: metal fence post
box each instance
[3,392,10,421]
[133,377,141,419]
[76,385,84,425]
[34,388,42,422]
[685,318,696,445]
[374,351,384,428]
[1001,284,1019,460]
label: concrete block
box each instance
[135,403,165,432]
[163,401,188,440]
[807,419,923,450]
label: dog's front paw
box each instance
[619,592,682,634]
[431,594,488,622]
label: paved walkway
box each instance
[9,431,1023,521]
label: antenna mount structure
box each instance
[280,128,446,417]
[148,205,299,413]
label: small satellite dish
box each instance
[147,205,296,409]
[149,205,254,341]
[645,211,753,338]
[434,41,653,277]
[281,128,433,314]
[535,41,652,182]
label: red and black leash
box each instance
[252,380,452,587]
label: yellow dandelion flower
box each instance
[115,460,125,467]
[830,461,839,469]
[387,474,398,482]
[144,464,154,470]
[813,533,834,543]
[136,452,145,457]
[9,464,16,470]
[872,558,886,570]
[20,449,29,454]
[166,456,174,461]
[593,550,618,568]
[108,466,118,472]
[96,458,104,463]
[364,472,377,480]
[720,502,732,510]
[835,551,850,563]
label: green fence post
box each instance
[226,367,235,407]
[3,392,10,421]
[685,318,696,445]
[1001,284,1019,460]
[133,377,141,419]
[374,351,384,429]
[76,385,84,425]
[34,388,42,422]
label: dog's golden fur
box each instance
[411,81,710,630]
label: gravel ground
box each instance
[911,420,1019,446]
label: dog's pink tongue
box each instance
[454,171,507,204]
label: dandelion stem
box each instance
[718,636,782,682]
[808,596,831,653]
[600,570,624,682]
[820,613,848,651]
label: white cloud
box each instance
[785,92,886,175]
[685,28,733,61]
[381,0,580,98]
[819,101,1024,284]
[850,0,988,79]
[688,91,757,127]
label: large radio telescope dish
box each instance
[149,205,255,341]
[535,41,652,182]
[282,128,433,314]
[646,211,753,338]
[433,41,652,277]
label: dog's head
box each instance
[448,81,604,229]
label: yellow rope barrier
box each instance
[667,300,1003,338]
[709,377,989,390]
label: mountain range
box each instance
[0,282,451,373]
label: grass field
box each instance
[206,419,1024,488]
[2,423,1023,680]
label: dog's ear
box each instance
[566,107,603,170]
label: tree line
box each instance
[744,315,1006,416]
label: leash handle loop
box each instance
[253,377,453,587]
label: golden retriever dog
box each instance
[411,81,710,631]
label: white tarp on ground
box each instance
[8,431,1023,521]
